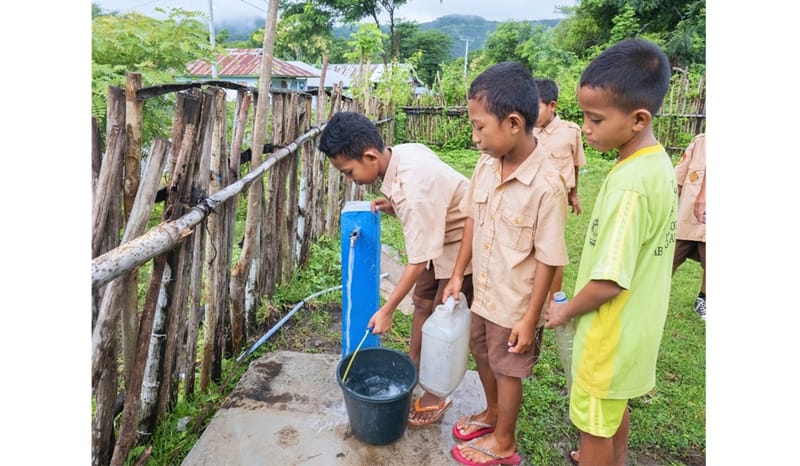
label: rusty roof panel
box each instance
[186,49,318,78]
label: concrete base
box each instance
[183,351,488,466]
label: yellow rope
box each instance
[342,329,371,384]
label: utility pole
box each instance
[460,37,471,102]
[207,0,218,78]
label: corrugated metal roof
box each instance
[287,61,351,88]
[186,49,319,78]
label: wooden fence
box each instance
[90,73,392,466]
[401,69,706,156]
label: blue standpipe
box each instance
[340,200,381,357]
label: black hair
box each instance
[468,61,539,132]
[535,78,559,104]
[579,38,671,115]
[318,111,384,160]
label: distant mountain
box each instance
[221,14,562,58]
[216,16,263,41]
[335,14,561,59]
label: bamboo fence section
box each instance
[90,69,392,465]
[400,70,705,155]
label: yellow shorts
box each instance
[569,383,628,438]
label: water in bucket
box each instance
[336,347,417,445]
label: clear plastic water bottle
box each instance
[552,291,576,392]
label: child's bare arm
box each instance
[442,217,474,304]
[368,262,427,334]
[544,279,623,328]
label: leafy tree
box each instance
[553,0,705,67]
[92,8,221,144]
[344,23,388,101]
[482,21,538,65]
[400,29,453,87]
[316,0,409,63]
[274,1,336,62]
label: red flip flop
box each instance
[451,440,522,465]
[452,414,495,441]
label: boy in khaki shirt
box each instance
[673,133,706,320]
[319,111,473,426]
[444,62,568,466]
[534,78,587,299]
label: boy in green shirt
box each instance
[544,38,678,466]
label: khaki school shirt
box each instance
[674,134,706,242]
[460,147,568,329]
[380,143,472,279]
[533,115,586,190]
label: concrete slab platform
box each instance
[183,351,489,466]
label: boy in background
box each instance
[444,61,568,466]
[544,38,677,466]
[534,78,587,298]
[319,111,474,427]
[673,133,706,320]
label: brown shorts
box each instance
[412,262,474,307]
[469,313,543,379]
[673,239,706,271]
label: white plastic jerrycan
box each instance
[419,292,471,398]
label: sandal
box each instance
[407,396,452,426]
[451,439,522,465]
[452,414,495,441]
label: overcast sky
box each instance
[96,0,578,24]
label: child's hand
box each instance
[367,307,394,335]
[370,198,395,215]
[544,299,567,328]
[508,322,535,353]
[441,277,463,304]
[568,192,583,215]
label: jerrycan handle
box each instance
[444,295,456,311]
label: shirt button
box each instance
[483,243,489,250]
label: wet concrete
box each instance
[182,350,487,466]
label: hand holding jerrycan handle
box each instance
[419,292,471,398]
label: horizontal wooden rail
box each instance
[91,125,324,290]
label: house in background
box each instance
[329,63,426,94]
[181,48,318,98]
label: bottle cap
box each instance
[553,291,568,302]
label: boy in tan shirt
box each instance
[673,133,706,320]
[319,111,474,426]
[444,62,568,466]
[534,78,587,298]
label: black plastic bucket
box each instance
[336,347,417,445]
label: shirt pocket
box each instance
[389,184,407,212]
[497,208,535,251]
[685,167,705,185]
[551,151,572,161]
[474,190,489,226]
